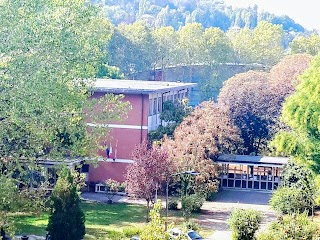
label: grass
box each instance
[11,201,214,239]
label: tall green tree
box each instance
[109,21,156,76]
[272,54,320,170]
[251,21,284,66]
[289,34,320,56]
[0,0,129,160]
[151,26,178,75]
[0,0,130,232]
[177,23,205,66]
[47,167,85,240]
[228,21,284,66]
[203,27,234,66]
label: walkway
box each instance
[200,190,276,240]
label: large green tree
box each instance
[272,54,320,170]
[151,26,178,76]
[290,34,320,56]
[0,0,130,233]
[0,0,129,160]
[109,21,156,76]
[228,21,284,66]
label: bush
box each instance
[183,220,200,231]
[123,227,142,237]
[270,186,313,214]
[228,208,262,240]
[258,213,320,240]
[206,191,217,201]
[168,199,178,210]
[181,194,205,220]
[119,182,126,193]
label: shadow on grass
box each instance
[12,214,48,236]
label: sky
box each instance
[224,0,319,31]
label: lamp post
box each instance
[165,170,199,231]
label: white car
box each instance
[169,228,204,240]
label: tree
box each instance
[271,54,320,170]
[270,160,316,215]
[258,213,320,240]
[176,23,205,66]
[228,21,284,66]
[47,167,85,240]
[203,27,234,66]
[0,0,130,160]
[251,21,284,66]
[109,21,156,76]
[151,26,178,75]
[162,101,242,195]
[218,71,278,155]
[0,175,18,237]
[148,99,192,141]
[227,27,254,64]
[269,54,312,96]
[290,34,320,56]
[125,141,174,221]
[105,178,121,204]
[0,0,130,233]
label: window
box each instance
[153,98,157,115]
[148,99,153,116]
[158,97,162,113]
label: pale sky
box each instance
[224,0,319,31]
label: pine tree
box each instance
[47,167,85,240]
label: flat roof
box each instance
[92,79,197,94]
[217,154,288,166]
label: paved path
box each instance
[200,190,276,240]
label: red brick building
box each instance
[88,79,196,185]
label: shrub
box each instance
[258,213,320,240]
[228,208,262,240]
[181,194,205,220]
[168,199,178,210]
[206,191,217,201]
[105,179,121,203]
[270,186,313,214]
[119,182,126,193]
[123,227,142,237]
[183,220,200,231]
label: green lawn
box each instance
[12,202,146,239]
[12,201,213,239]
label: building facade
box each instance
[216,155,288,191]
[88,79,196,184]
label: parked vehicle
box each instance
[131,236,140,240]
[169,228,204,240]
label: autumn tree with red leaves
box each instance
[162,101,242,195]
[270,53,312,97]
[125,141,174,221]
